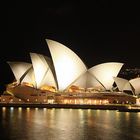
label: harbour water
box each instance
[0,107,140,140]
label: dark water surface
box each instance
[0,107,140,140]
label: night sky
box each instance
[1,1,140,93]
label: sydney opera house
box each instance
[1,39,140,105]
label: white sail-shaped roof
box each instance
[72,71,105,89]
[113,77,129,91]
[88,62,124,90]
[30,53,57,88]
[71,72,87,88]
[43,56,58,87]
[123,82,134,94]
[86,72,105,89]
[129,78,140,95]
[7,62,32,83]
[46,39,87,91]
[22,67,36,86]
[30,53,48,88]
[40,68,57,88]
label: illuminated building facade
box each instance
[1,39,138,104]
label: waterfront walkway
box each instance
[0,103,140,112]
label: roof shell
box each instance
[30,53,57,89]
[46,39,87,91]
[129,78,140,95]
[88,62,124,90]
[113,77,129,91]
[7,61,33,83]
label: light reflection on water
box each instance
[0,108,140,140]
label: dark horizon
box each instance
[1,1,140,93]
